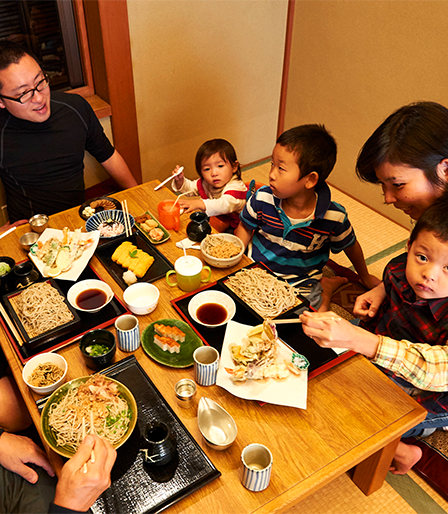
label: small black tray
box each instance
[95,229,174,289]
[37,356,221,514]
[2,278,81,348]
[172,280,347,376]
[0,262,129,363]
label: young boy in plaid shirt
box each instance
[358,196,448,472]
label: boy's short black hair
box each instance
[409,192,448,246]
[276,124,337,185]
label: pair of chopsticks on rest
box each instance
[122,200,132,237]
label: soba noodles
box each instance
[17,282,73,335]
[29,363,64,387]
[48,375,131,452]
[225,267,301,318]
[202,235,241,259]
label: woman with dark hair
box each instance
[301,102,448,475]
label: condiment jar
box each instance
[141,421,177,466]
[186,212,212,242]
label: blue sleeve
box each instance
[328,202,356,253]
[48,502,88,514]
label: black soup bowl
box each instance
[80,329,116,371]
[0,256,16,293]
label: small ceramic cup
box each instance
[241,444,273,492]
[115,314,140,352]
[193,346,220,386]
[166,255,211,292]
[175,378,197,409]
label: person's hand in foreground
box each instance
[299,310,379,358]
[0,219,28,233]
[353,282,387,320]
[0,432,55,483]
[53,434,116,512]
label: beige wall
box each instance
[127,0,287,183]
[285,1,448,229]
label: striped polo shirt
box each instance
[239,183,356,284]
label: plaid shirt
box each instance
[363,253,448,413]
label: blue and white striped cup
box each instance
[193,346,219,386]
[115,314,140,352]
[241,444,273,492]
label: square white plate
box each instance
[29,228,100,281]
[216,320,308,409]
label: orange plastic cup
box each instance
[157,200,180,231]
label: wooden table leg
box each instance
[352,437,400,495]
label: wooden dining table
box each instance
[0,180,426,514]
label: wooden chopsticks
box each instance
[122,199,132,237]
[271,317,341,324]
[0,303,23,346]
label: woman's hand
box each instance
[53,434,116,512]
[172,165,185,189]
[353,282,386,320]
[178,197,206,214]
[299,311,380,358]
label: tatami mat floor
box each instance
[242,162,448,514]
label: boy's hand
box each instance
[178,197,206,214]
[359,273,381,290]
[172,165,184,189]
[353,282,386,320]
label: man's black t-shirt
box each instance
[0,91,115,222]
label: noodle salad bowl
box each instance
[41,375,138,458]
[200,234,244,268]
[23,353,68,395]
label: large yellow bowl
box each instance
[41,375,138,458]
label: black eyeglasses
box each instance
[0,73,50,104]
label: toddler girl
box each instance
[172,139,247,230]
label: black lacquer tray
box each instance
[0,262,129,363]
[172,277,354,378]
[95,229,174,289]
[3,278,81,348]
[37,356,221,514]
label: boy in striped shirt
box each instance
[236,124,379,311]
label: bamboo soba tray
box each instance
[0,261,129,364]
[3,279,81,347]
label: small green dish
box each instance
[41,375,137,458]
[142,319,203,368]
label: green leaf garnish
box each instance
[129,249,138,258]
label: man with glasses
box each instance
[0,41,138,229]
